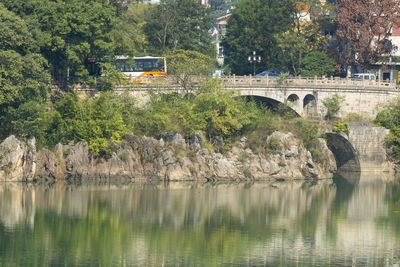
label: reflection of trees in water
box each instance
[378,178,400,237]
[0,176,398,266]
[0,181,338,265]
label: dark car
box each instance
[255,70,282,77]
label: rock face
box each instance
[0,132,337,182]
[0,136,36,182]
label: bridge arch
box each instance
[243,95,300,117]
[287,94,299,103]
[303,94,317,117]
[325,133,361,172]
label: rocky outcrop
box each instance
[0,132,337,182]
[0,136,36,182]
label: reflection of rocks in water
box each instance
[0,180,338,232]
[0,183,35,228]
[0,176,399,266]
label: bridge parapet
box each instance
[222,76,397,89]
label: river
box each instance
[0,172,399,266]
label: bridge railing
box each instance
[76,75,398,91]
[221,75,397,89]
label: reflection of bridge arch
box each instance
[325,133,361,172]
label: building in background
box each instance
[214,13,231,65]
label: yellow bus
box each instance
[116,56,167,82]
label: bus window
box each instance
[115,56,167,81]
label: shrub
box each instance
[322,94,345,120]
[266,137,282,154]
[275,103,297,119]
[375,98,400,160]
[332,120,349,135]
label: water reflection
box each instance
[0,173,399,266]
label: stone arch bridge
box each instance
[104,76,399,118]
[78,76,397,172]
[221,76,399,118]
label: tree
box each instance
[0,3,34,54]
[166,50,215,93]
[144,0,214,56]
[275,0,333,75]
[336,0,400,71]
[299,51,335,77]
[222,0,296,75]
[209,0,240,21]
[54,92,128,157]
[2,0,120,85]
[375,98,400,159]
[193,80,260,141]
[113,2,148,56]
[0,5,51,141]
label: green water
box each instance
[0,173,400,266]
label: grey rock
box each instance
[0,136,36,182]
[189,133,202,151]
[0,130,339,182]
[35,149,59,181]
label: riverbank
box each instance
[0,132,337,182]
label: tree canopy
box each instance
[0,5,50,140]
[144,0,214,56]
[2,0,120,84]
[336,0,400,71]
[222,0,296,75]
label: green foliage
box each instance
[5,101,63,149]
[344,112,370,122]
[132,80,261,143]
[0,4,34,54]
[266,137,282,154]
[0,52,49,112]
[222,0,296,75]
[144,0,214,56]
[247,112,278,153]
[332,120,349,135]
[288,120,322,162]
[299,51,335,77]
[2,0,119,85]
[291,120,320,149]
[54,92,128,157]
[322,94,345,120]
[276,72,290,86]
[275,103,297,119]
[112,2,148,56]
[375,98,400,160]
[276,6,331,76]
[166,50,215,93]
[96,62,125,91]
[193,80,260,140]
[0,49,50,141]
[309,147,322,164]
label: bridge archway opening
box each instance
[325,133,361,172]
[287,94,299,103]
[303,94,317,117]
[243,96,300,117]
